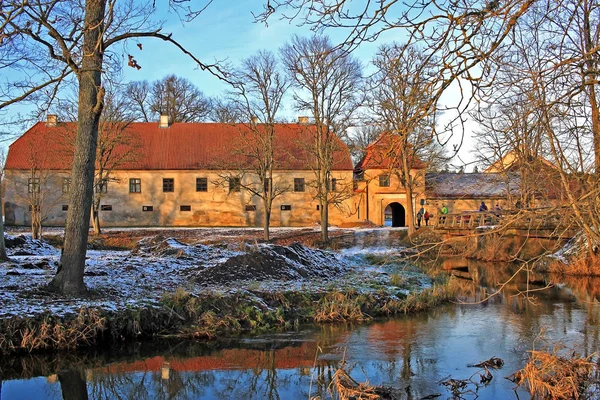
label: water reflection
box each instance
[1,260,599,399]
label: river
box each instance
[1,258,599,399]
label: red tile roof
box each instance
[6,122,353,171]
[354,132,426,171]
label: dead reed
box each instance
[549,253,600,276]
[0,308,106,354]
[510,348,598,399]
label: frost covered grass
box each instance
[0,229,456,355]
[549,253,600,276]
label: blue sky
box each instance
[1,0,477,168]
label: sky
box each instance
[1,0,478,169]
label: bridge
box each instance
[434,209,577,238]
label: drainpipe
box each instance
[381,198,384,226]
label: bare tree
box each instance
[281,35,362,242]
[1,0,227,294]
[228,50,290,241]
[125,76,212,122]
[366,43,439,234]
[346,124,384,164]
[210,97,244,123]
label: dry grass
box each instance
[314,291,374,323]
[549,253,600,276]
[511,347,598,399]
[0,308,106,353]
[330,367,382,400]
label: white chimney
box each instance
[46,114,58,127]
[298,116,309,124]
[251,116,259,125]
[159,114,170,128]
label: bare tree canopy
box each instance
[125,75,212,123]
[281,35,363,241]
[225,50,289,241]
[0,0,227,294]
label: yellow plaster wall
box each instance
[4,169,357,227]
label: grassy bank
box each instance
[0,278,459,355]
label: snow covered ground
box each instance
[1,229,424,319]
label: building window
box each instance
[316,205,320,210]
[196,177,208,192]
[294,178,305,192]
[379,175,390,187]
[130,178,141,193]
[100,205,113,211]
[263,178,271,192]
[330,178,338,192]
[281,205,292,211]
[142,206,153,212]
[180,205,191,212]
[96,180,107,193]
[62,178,71,194]
[229,177,241,192]
[28,178,40,193]
[245,205,257,211]
[163,178,174,192]
[62,205,68,211]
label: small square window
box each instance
[379,175,390,187]
[28,178,40,193]
[316,205,320,211]
[163,178,174,192]
[229,177,241,192]
[196,177,208,192]
[180,205,191,212]
[130,178,141,193]
[96,180,107,193]
[100,205,113,211]
[62,205,68,211]
[246,205,257,211]
[142,206,153,212]
[281,205,292,211]
[294,178,305,192]
[62,178,71,194]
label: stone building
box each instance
[4,116,358,227]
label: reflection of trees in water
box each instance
[58,370,88,400]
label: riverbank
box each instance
[0,228,457,355]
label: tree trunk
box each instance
[320,198,329,242]
[0,198,8,261]
[48,0,106,295]
[263,201,271,241]
[91,196,101,235]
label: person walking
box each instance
[416,207,424,227]
[424,210,431,226]
[479,201,488,212]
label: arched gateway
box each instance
[384,202,406,227]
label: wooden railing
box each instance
[435,209,574,234]
[435,211,501,230]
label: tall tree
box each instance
[367,43,439,234]
[281,35,362,242]
[126,75,212,122]
[229,50,289,241]
[0,0,226,294]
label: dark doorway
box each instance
[384,202,406,227]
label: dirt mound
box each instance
[191,242,347,285]
[4,234,59,256]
